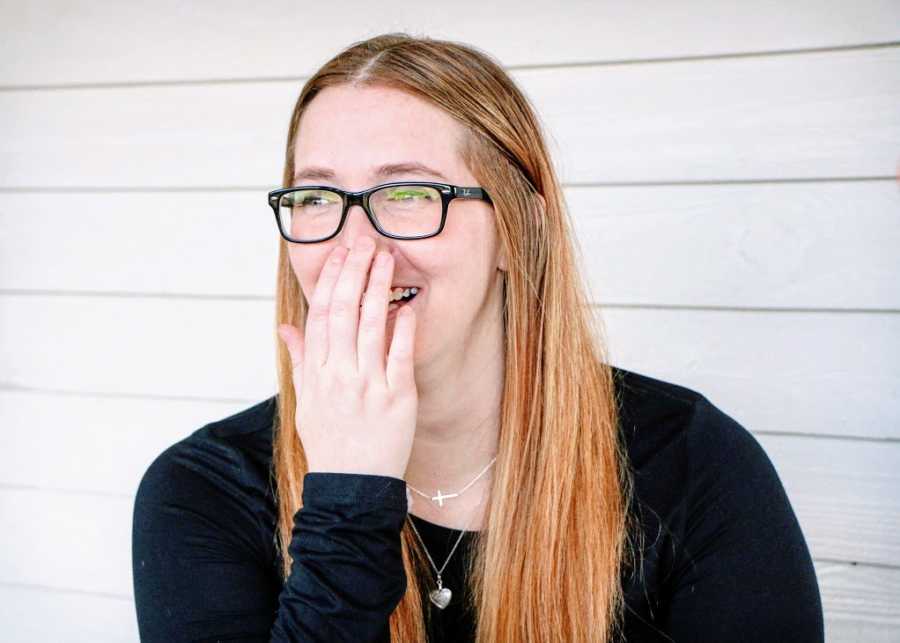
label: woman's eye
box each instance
[389,189,429,201]
[292,191,336,207]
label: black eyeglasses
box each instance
[267,181,493,243]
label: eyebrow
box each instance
[292,161,450,185]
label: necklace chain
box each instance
[406,456,497,507]
[406,511,471,583]
[404,456,495,608]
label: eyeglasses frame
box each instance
[267,180,493,243]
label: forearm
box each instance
[270,472,409,642]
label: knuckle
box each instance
[390,349,413,365]
[358,308,382,333]
[328,369,359,392]
[308,301,330,322]
[388,383,415,403]
[329,298,356,318]
[358,321,378,336]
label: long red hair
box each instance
[271,33,641,642]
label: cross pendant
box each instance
[431,490,459,507]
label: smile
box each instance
[389,286,419,303]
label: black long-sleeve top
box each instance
[131,365,824,641]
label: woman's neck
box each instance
[403,286,504,531]
[404,408,498,531]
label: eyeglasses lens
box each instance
[277,184,443,241]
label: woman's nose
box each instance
[338,204,385,252]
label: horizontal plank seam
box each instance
[0,289,275,301]
[0,382,253,404]
[2,290,899,315]
[563,176,898,187]
[811,557,900,571]
[592,303,900,314]
[0,41,897,92]
[0,393,896,444]
[504,40,900,71]
[0,176,895,193]
[0,580,132,601]
[0,483,133,499]
[751,430,900,444]
[511,41,900,70]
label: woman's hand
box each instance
[277,235,418,479]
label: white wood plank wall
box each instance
[1,2,899,640]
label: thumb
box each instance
[277,323,304,393]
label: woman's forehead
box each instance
[303,85,465,140]
[294,85,470,185]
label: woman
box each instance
[132,33,824,642]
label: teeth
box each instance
[388,287,418,302]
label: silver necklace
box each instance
[407,500,481,610]
[404,457,496,609]
[406,456,497,508]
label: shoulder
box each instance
[609,367,786,563]
[134,395,280,543]
[609,366,808,611]
[609,364,806,571]
[610,364,771,482]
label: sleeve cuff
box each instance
[302,472,408,511]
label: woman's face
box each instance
[288,83,505,364]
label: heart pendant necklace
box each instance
[407,520,467,610]
[406,515,470,610]
[429,576,453,610]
